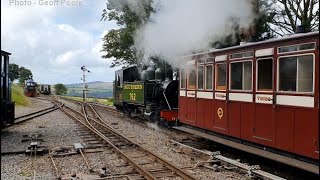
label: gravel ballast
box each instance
[2,97,249,179]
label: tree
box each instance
[210,1,276,48]
[101,0,154,67]
[270,0,319,35]
[54,83,68,95]
[8,63,19,82]
[18,67,33,85]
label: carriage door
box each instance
[185,63,197,126]
[254,50,275,146]
[178,66,187,123]
[213,55,228,132]
[196,59,205,128]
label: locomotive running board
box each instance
[173,126,319,175]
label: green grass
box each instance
[11,84,30,106]
[64,96,114,106]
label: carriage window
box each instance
[230,61,252,90]
[206,58,214,63]
[1,56,4,77]
[216,63,227,90]
[180,67,186,89]
[197,59,205,64]
[206,65,213,90]
[230,51,253,60]
[257,59,273,91]
[117,74,121,87]
[197,66,204,90]
[278,55,313,92]
[278,43,315,54]
[188,66,196,90]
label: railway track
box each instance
[54,98,196,180]
[55,97,302,179]
[4,103,60,128]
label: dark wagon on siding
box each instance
[1,50,15,128]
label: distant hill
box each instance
[65,81,113,89]
[65,81,113,98]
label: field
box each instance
[65,81,113,98]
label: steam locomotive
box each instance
[24,78,37,97]
[114,64,178,124]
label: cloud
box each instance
[1,0,117,84]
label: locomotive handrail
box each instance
[163,92,172,110]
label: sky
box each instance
[1,0,119,84]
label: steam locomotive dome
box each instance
[155,68,165,81]
[145,65,155,80]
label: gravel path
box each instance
[1,97,84,180]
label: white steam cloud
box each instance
[134,0,253,66]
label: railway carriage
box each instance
[40,84,51,95]
[178,31,319,161]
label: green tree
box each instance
[18,67,33,85]
[101,0,154,67]
[54,83,68,95]
[8,63,19,82]
[211,0,276,48]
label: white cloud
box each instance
[1,0,117,84]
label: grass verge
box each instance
[11,84,30,106]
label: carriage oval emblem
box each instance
[217,108,223,119]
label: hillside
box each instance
[65,81,113,98]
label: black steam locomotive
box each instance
[1,50,15,128]
[114,64,178,124]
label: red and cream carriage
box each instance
[178,31,319,164]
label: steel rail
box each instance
[57,103,157,180]
[86,103,196,180]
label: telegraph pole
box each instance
[81,65,90,102]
